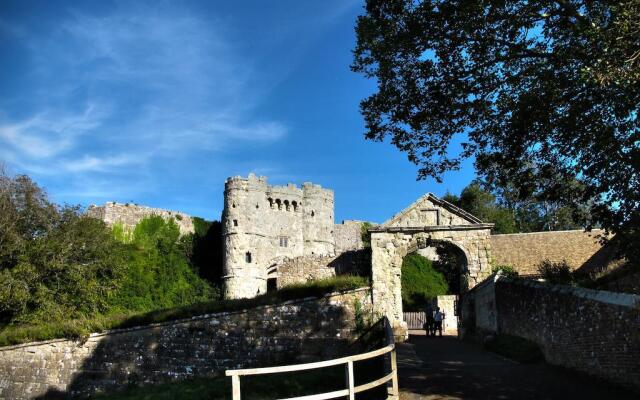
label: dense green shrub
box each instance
[0,275,369,346]
[0,207,129,323]
[360,222,373,248]
[186,217,223,284]
[538,260,574,284]
[111,222,134,243]
[0,170,368,346]
[401,253,448,311]
[492,265,519,278]
[109,216,217,313]
[0,169,217,330]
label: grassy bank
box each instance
[0,275,369,347]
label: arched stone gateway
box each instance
[370,193,494,338]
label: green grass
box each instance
[92,367,346,400]
[484,334,544,364]
[0,275,370,347]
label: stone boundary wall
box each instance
[0,289,372,399]
[490,229,615,275]
[86,202,194,235]
[458,276,499,338]
[462,276,640,391]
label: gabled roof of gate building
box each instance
[380,193,484,228]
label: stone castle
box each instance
[222,174,338,299]
[4,176,627,400]
[87,175,615,302]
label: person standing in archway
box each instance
[434,307,444,337]
[425,305,435,337]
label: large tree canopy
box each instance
[352,0,640,261]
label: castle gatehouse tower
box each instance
[222,174,335,299]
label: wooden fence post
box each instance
[232,375,241,400]
[347,360,355,400]
[390,349,399,398]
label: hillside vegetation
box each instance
[0,170,216,324]
[0,275,368,347]
[401,253,449,311]
[0,171,372,346]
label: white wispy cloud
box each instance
[1,3,288,180]
[0,103,110,158]
[0,0,359,213]
[60,153,144,173]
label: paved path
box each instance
[396,334,637,400]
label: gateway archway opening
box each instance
[369,192,494,339]
[400,238,469,334]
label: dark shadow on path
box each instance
[397,335,637,400]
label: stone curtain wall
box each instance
[462,277,640,390]
[490,229,616,275]
[334,220,365,254]
[274,250,371,289]
[86,202,194,235]
[0,289,372,400]
[276,255,337,288]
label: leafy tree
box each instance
[0,210,128,323]
[444,183,517,233]
[360,221,373,248]
[352,0,640,263]
[111,216,217,312]
[0,169,58,270]
[0,168,217,325]
[401,253,448,311]
[445,182,587,233]
[458,183,517,234]
[186,218,224,285]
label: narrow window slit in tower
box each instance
[233,219,238,227]
[245,252,252,263]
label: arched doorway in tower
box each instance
[266,264,278,292]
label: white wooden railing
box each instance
[225,318,399,400]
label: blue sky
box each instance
[0,0,476,223]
